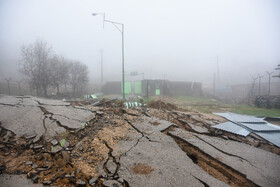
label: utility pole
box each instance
[266,71,273,96]
[257,74,264,96]
[216,56,220,88]
[251,76,258,97]
[16,80,22,95]
[272,64,280,78]
[5,78,12,95]
[213,73,216,97]
[92,13,125,99]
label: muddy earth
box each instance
[0,94,280,186]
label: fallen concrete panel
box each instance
[45,105,94,123]
[213,121,251,136]
[169,128,280,187]
[0,105,45,141]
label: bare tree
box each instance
[69,61,89,96]
[16,80,22,95]
[49,56,70,95]
[19,40,52,97]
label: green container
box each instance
[155,89,160,95]
[134,81,142,94]
[125,81,132,94]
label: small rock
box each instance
[89,178,97,186]
[71,171,75,177]
[79,146,83,151]
[25,134,36,139]
[51,145,62,153]
[87,160,93,164]
[32,136,41,143]
[76,179,86,186]
[43,180,52,185]
[60,139,69,148]
[103,180,121,187]
[70,130,75,134]
[96,111,104,115]
[32,176,38,183]
[65,174,71,178]
[117,178,124,183]
[50,139,58,145]
[222,135,229,140]
[32,164,38,169]
[33,145,43,149]
[29,145,33,149]
[25,161,33,165]
[27,170,38,178]
[37,167,47,171]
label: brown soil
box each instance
[131,163,154,175]
[147,100,177,110]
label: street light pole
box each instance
[92,13,125,100]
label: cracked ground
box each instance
[0,95,280,186]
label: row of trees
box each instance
[19,40,89,97]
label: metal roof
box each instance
[213,112,280,148]
[214,112,266,123]
[255,131,280,148]
[228,113,266,123]
[213,121,251,136]
[240,123,280,132]
[214,113,235,121]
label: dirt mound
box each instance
[147,100,177,111]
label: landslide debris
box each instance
[0,95,132,186]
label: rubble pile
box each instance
[1,95,280,186]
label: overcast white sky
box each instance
[0,0,280,85]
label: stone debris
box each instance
[25,161,33,165]
[50,139,58,146]
[50,145,62,153]
[76,179,86,186]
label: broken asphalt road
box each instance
[1,95,280,186]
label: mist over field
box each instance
[0,0,279,87]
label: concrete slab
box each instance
[0,96,94,139]
[170,128,280,187]
[114,117,228,187]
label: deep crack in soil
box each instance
[164,128,260,187]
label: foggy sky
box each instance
[1,0,280,86]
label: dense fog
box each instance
[1,0,280,87]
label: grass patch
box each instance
[231,105,280,117]
[149,95,280,117]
